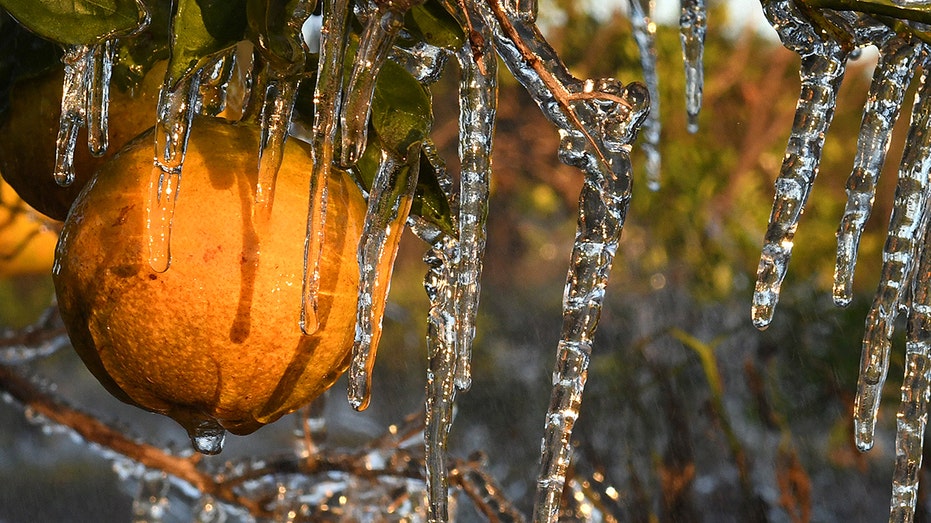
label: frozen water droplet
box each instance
[391,42,448,84]
[454,28,497,391]
[679,0,705,133]
[54,45,91,187]
[629,0,661,189]
[147,72,200,272]
[339,6,406,167]
[255,77,300,217]
[301,0,350,335]
[86,40,114,157]
[348,149,418,410]
[834,34,919,307]
[188,419,226,455]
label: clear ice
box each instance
[453,19,497,391]
[422,232,460,522]
[629,0,661,189]
[147,73,201,273]
[53,46,91,187]
[338,5,407,167]
[86,40,114,157]
[347,149,418,410]
[679,0,705,133]
[834,33,920,307]
[302,0,350,335]
[255,77,300,217]
[752,0,849,330]
[855,62,931,453]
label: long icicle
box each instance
[347,148,419,410]
[422,231,460,522]
[255,77,300,217]
[855,64,931,452]
[679,0,705,133]
[752,0,849,330]
[454,15,497,391]
[890,218,931,523]
[302,0,350,335]
[834,34,920,306]
[629,0,661,189]
[86,40,114,157]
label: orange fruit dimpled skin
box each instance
[53,116,367,442]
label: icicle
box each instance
[338,5,407,167]
[752,0,849,330]
[147,73,201,273]
[302,0,350,335]
[834,35,920,307]
[255,77,300,217]
[504,0,537,22]
[53,45,91,187]
[86,40,114,157]
[629,0,661,189]
[197,51,236,118]
[187,418,226,455]
[454,21,497,391]
[854,66,931,452]
[347,149,419,410]
[889,225,931,523]
[422,233,459,522]
[679,0,705,133]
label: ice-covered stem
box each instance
[679,0,705,133]
[422,233,460,522]
[339,0,423,167]
[629,0,662,189]
[889,224,931,522]
[752,0,849,330]
[454,18,497,391]
[834,34,921,307]
[86,40,114,157]
[54,45,92,187]
[302,0,350,335]
[147,72,201,273]
[854,65,931,452]
[348,147,419,410]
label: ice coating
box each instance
[629,0,661,189]
[855,65,931,452]
[255,78,300,216]
[890,225,931,522]
[53,46,91,187]
[422,233,459,522]
[188,419,226,455]
[834,34,920,307]
[347,150,418,411]
[339,5,408,167]
[454,21,497,391]
[752,0,848,330]
[302,0,349,335]
[679,0,705,133]
[391,42,449,85]
[147,73,201,273]
[86,40,114,157]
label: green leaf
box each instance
[0,0,149,45]
[167,0,247,87]
[403,0,464,51]
[371,59,433,156]
[111,0,172,93]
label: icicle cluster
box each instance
[754,2,931,520]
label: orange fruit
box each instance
[0,62,164,221]
[0,176,59,278]
[53,116,382,450]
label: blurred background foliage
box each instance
[0,0,923,521]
